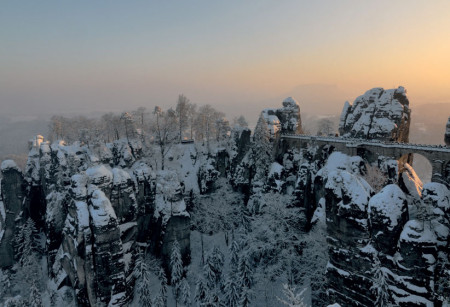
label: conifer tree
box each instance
[278,284,308,307]
[238,255,253,290]
[4,296,28,307]
[170,240,183,306]
[229,240,240,274]
[224,275,240,307]
[15,218,39,266]
[155,268,168,307]
[28,280,43,307]
[179,278,191,307]
[208,246,224,285]
[370,254,390,306]
[194,278,207,306]
[133,253,153,307]
[239,286,252,307]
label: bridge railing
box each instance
[280,133,450,152]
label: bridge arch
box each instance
[356,146,378,164]
[397,153,433,184]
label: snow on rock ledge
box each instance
[368,184,408,254]
[89,189,118,228]
[86,164,113,189]
[422,182,450,213]
[369,184,407,231]
[0,160,20,172]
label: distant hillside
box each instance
[409,103,450,144]
[0,116,48,168]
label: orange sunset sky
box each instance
[1,1,450,121]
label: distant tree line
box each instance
[48,94,248,147]
[47,95,249,170]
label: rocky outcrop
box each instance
[0,161,26,267]
[198,158,220,194]
[339,86,411,142]
[445,116,450,146]
[395,220,438,305]
[259,97,303,137]
[368,185,408,255]
[54,177,128,306]
[324,168,374,306]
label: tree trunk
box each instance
[201,233,205,266]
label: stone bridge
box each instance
[279,134,450,185]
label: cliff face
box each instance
[339,86,411,142]
[445,116,450,146]
[0,161,26,268]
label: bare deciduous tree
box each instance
[153,106,178,170]
[317,118,335,136]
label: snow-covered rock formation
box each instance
[318,152,449,306]
[0,138,195,306]
[258,97,303,137]
[339,86,411,142]
[0,127,254,306]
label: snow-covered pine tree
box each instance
[436,252,450,303]
[238,254,253,290]
[239,286,252,307]
[194,278,207,306]
[28,280,43,307]
[14,218,39,266]
[201,245,225,305]
[203,258,216,290]
[170,240,183,284]
[209,246,224,285]
[224,275,240,307]
[152,294,165,307]
[11,217,43,298]
[370,254,390,306]
[133,253,153,307]
[0,269,11,299]
[179,278,191,307]
[229,240,240,274]
[4,296,28,307]
[277,283,308,307]
[158,268,168,306]
[170,240,183,306]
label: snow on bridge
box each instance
[279,134,450,185]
